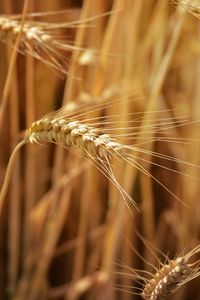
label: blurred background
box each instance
[0,0,200,299]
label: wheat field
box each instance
[0,0,200,299]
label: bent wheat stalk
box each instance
[0,101,200,216]
[0,140,26,214]
[0,111,135,216]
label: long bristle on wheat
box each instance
[0,11,113,74]
[23,115,138,211]
[1,103,199,216]
[116,234,200,299]
[118,244,200,299]
[24,113,200,206]
[0,116,132,215]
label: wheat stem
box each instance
[0,0,30,130]
[0,140,26,216]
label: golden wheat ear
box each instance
[0,140,26,215]
[23,111,139,210]
[141,243,200,300]
[141,257,192,300]
[0,10,116,76]
[171,0,200,18]
[0,15,76,75]
[22,98,200,212]
[116,237,200,300]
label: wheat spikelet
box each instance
[24,102,200,209]
[172,0,200,17]
[141,256,191,300]
[25,117,131,160]
[116,235,200,300]
[141,242,200,300]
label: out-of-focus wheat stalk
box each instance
[0,0,29,130]
[0,10,115,76]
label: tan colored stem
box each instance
[0,0,29,130]
[0,140,26,216]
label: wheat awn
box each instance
[0,10,115,75]
[1,97,200,215]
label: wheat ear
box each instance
[141,256,191,300]
[24,117,132,159]
[118,246,200,300]
[0,10,114,74]
[23,115,138,209]
[1,105,198,216]
[0,17,67,73]
[172,0,200,18]
[0,113,136,216]
[141,244,200,300]
[0,16,82,52]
